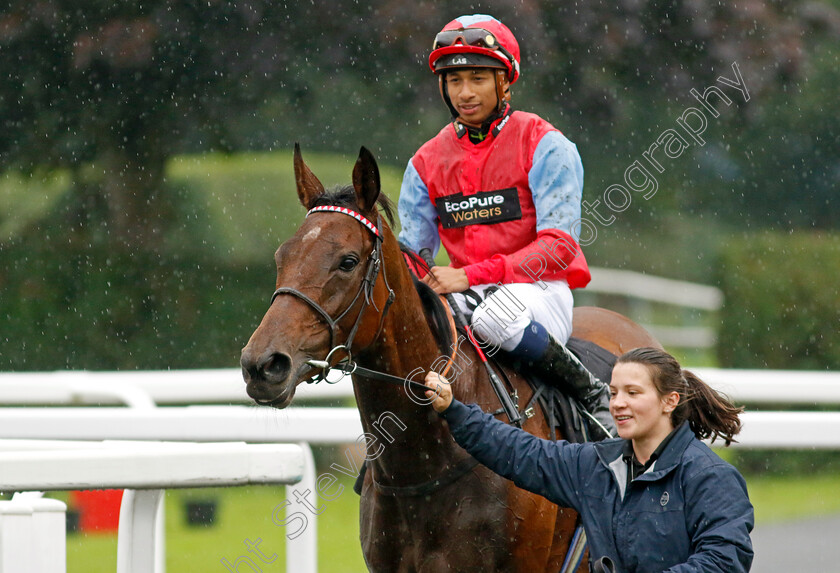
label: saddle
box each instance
[406,271,617,444]
[494,336,617,444]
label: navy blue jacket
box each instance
[443,400,754,572]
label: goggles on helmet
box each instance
[432,28,516,70]
[433,28,498,50]
[432,28,513,61]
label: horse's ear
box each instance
[294,143,325,209]
[352,146,380,213]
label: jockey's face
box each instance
[444,68,506,127]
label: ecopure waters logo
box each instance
[436,188,522,228]
[444,193,505,212]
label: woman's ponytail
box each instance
[677,369,743,446]
[616,348,744,445]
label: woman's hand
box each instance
[424,371,453,413]
[421,265,469,294]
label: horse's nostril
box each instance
[261,352,292,382]
[240,350,261,381]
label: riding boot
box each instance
[511,322,616,440]
[537,337,616,440]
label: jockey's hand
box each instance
[424,371,453,413]
[422,265,468,294]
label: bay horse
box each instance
[240,146,661,572]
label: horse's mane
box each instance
[399,242,455,357]
[310,185,396,227]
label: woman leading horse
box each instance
[240,145,660,572]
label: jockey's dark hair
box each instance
[616,347,744,446]
[310,184,395,227]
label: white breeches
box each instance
[449,280,574,353]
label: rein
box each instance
[309,359,437,396]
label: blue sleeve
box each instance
[529,131,584,236]
[442,400,584,509]
[397,159,441,256]
[666,464,754,572]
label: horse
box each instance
[240,146,661,572]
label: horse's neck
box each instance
[355,260,446,431]
[353,244,466,480]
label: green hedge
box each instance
[0,237,273,370]
[717,231,840,370]
[0,151,406,372]
[717,231,840,476]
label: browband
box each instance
[307,205,380,238]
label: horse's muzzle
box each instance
[240,347,296,405]
[241,348,292,383]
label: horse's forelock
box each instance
[310,185,395,227]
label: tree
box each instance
[1,1,297,249]
[1,0,837,251]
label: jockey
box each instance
[398,14,615,438]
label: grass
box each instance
[745,473,840,525]
[56,469,840,571]
[0,150,406,264]
[0,169,70,242]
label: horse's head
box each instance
[240,145,395,407]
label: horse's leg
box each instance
[363,469,519,572]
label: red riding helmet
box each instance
[428,15,521,117]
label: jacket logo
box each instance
[435,188,523,229]
[660,491,670,507]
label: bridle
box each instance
[268,204,453,397]
[269,205,396,382]
[269,203,506,497]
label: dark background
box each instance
[1,0,838,373]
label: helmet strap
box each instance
[494,69,511,113]
[479,107,503,133]
[439,74,459,119]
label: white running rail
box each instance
[2,367,839,406]
[0,441,304,573]
[1,406,839,449]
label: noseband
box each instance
[269,205,395,380]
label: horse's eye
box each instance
[338,256,359,272]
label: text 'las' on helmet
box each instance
[428,14,521,116]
